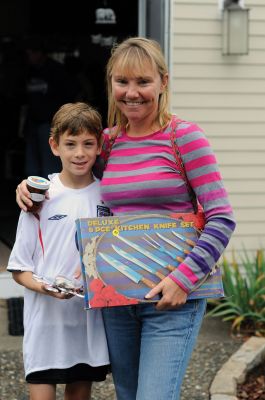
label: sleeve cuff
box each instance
[168,274,190,294]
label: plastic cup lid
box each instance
[27,176,50,190]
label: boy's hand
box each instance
[42,284,74,300]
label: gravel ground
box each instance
[0,340,241,400]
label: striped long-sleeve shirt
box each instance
[100,116,236,293]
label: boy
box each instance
[7,102,110,400]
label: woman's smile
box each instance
[122,100,145,106]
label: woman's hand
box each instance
[145,277,188,310]
[16,179,49,211]
[16,179,32,211]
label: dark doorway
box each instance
[0,0,138,247]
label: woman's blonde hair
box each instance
[106,37,171,132]
[50,102,102,144]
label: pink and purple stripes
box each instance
[100,117,236,293]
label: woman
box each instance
[16,37,236,400]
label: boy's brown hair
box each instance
[50,102,102,144]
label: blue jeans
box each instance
[102,299,207,400]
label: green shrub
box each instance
[207,249,265,336]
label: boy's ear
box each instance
[97,135,104,155]
[49,137,60,156]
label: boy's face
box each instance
[49,130,102,183]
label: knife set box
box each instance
[75,213,224,309]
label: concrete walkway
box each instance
[0,299,23,351]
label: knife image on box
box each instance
[98,252,157,288]
[171,231,196,248]
[143,233,184,263]
[112,245,167,280]
[112,230,176,272]
[156,232,190,255]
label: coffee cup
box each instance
[26,176,50,212]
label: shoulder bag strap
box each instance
[169,118,198,214]
[103,131,119,168]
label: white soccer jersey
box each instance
[7,174,109,376]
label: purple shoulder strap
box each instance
[169,118,198,214]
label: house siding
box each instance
[169,0,265,256]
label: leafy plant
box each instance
[207,249,265,336]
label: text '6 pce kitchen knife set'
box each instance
[75,213,224,309]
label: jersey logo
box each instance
[48,214,67,220]
[97,205,112,217]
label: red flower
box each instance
[89,278,104,293]
[90,293,108,308]
[108,293,138,306]
[170,212,205,230]
[101,285,117,300]
[89,279,139,308]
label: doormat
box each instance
[7,297,24,336]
